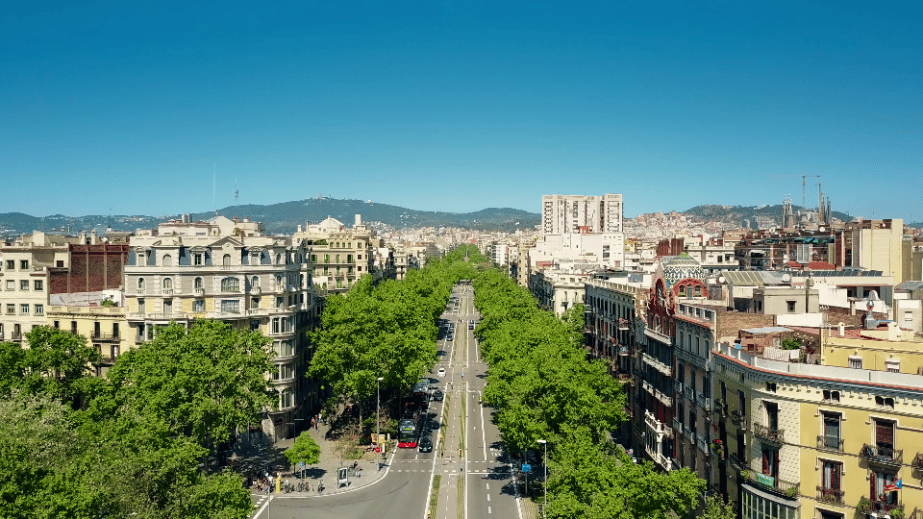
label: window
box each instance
[874,396,895,409]
[276,253,282,265]
[272,318,280,334]
[162,278,172,290]
[765,381,777,393]
[822,389,840,402]
[193,300,205,312]
[5,260,13,270]
[20,260,29,270]
[34,280,42,291]
[251,276,259,288]
[34,304,43,315]
[162,254,172,266]
[821,460,842,491]
[137,299,145,314]
[786,300,796,312]
[20,280,29,291]
[280,389,293,409]
[848,356,863,369]
[279,341,294,356]
[221,277,240,292]
[872,471,898,506]
[761,447,779,479]
[111,345,120,359]
[20,304,29,314]
[194,277,203,290]
[276,296,284,308]
[822,412,841,449]
[137,278,145,292]
[885,359,900,373]
[220,299,240,313]
[765,401,779,430]
[222,254,231,266]
[5,280,12,291]
[194,253,203,266]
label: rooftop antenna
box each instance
[234,176,239,207]
[212,164,217,215]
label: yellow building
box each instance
[45,293,131,378]
[713,341,923,519]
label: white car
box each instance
[437,368,446,377]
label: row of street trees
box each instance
[0,320,276,519]
[472,265,727,518]
[307,248,480,423]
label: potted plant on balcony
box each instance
[892,509,905,519]
[856,496,871,514]
[784,486,798,498]
[739,469,750,480]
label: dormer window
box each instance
[162,254,172,267]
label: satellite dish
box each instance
[869,290,879,301]
[718,276,726,284]
[781,273,791,283]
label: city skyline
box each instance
[2,1,920,221]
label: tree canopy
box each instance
[284,432,321,467]
[0,320,277,518]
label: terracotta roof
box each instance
[807,261,836,270]
[785,261,802,268]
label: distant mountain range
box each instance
[0,199,918,239]
[0,198,542,237]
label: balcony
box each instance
[644,327,671,345]
[816,435,844,453]
[642,352,672,376]
[697,393,712,412]
[91,331,120,341]
[713,398,728,417]
[684,386,695,402]
[672,417,681,435]
[194,288,205,297]
[250,286,262,295]
[11,332,22,341]
[731,410,748,431]
[816,486,844,506]
[740,469,799,499]
[752,423,784,445]
[858,497,904,516]
[162,288,173,296]
[912,452,923,471]
[860,443,903,469]
[675,381,684,394]
[644,410,673,439]
[696,435,708,454]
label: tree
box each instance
[96,320,277,448]
[699,495,736,519]
[17,325,101,403]
[284,432,321,467]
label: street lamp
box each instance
[537,439,548,519]
[377,376,384,470]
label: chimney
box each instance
[355,214,362,226]
[297,225,302,233]
[90,230,98,245]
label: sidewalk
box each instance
[236,419,392,499]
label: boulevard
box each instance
[254,283,523,519]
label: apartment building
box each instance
[541,193,623,235]
[124,215,318,441]
[46,290,128,377]
[0,232,127,345]
[713,339,923,519]
[528,269,589,316]
[293,216,375,296]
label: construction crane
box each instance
[768,174,821,210]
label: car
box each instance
[418,437,433,453]
[432,390,444,401]
[437,368,446,377]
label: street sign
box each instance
[522,463,531,473]
[375,446,381,453]
[299,461,305,469]
[338,467,349,487]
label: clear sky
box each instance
[2,1,921,221]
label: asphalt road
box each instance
[255,283,522,519]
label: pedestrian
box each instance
[311,418,316,430]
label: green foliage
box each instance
[472,267,707,518]
[0,326,101,403]
[699,495,736,519]
[781,338,800,350]
[308,246,482,405]
[97,320,277,447]
[285,432,321,466]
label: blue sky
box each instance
[2,1,921,221]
